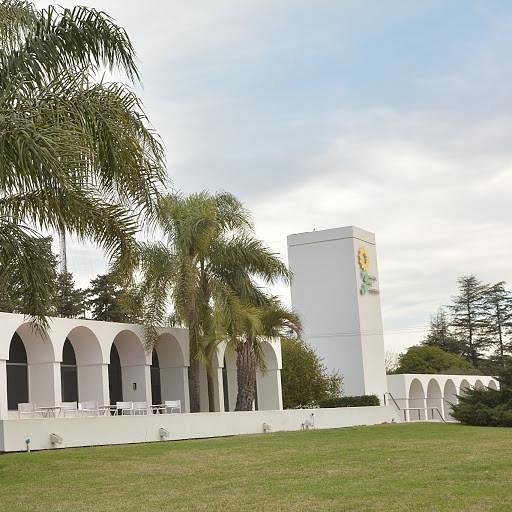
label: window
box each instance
[150,350,162,405]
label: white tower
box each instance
[287,226,387,398]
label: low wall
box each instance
[0,406,400,452]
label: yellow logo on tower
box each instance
[357,247,370,272]
[357,246,378,295]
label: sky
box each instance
[38,0,512,353]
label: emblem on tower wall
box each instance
[357,246,378,295]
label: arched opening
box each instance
[151,350,161,405]
[64,325,104,404]
[474,379,484,390]
[426,379,443,420]
[443,379,457,421]
[488,380,498,390]
[155,333,188,411]
[408,379,426,421]
[108,343,123,404]
[8,323,55,408]
[110,330,148,403]
[6,333,28,410]
[61,338,78,403]
[459,379,471,396]
[256,340,282,411]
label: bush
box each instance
[451,387,512,427]
[317,395,380,408]
[281,337,342,409]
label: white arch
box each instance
[63,326,104,403]
[443,379,457,421]
[12,324,57,407]
[154,333,189,411]
[111,329,149,403]
[488,379,498,390]
[459,379,471,396]
[474,379,485,390]
[426,379,443,420]
[256,339,282,411]
[408,378,426,421]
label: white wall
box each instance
[386,374,500,421]
[0,405,400,452]
[288,226,388,398]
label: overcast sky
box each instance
[38,1,512,352]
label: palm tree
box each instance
[222,296,301,411]
[137,191,289,412]
[0,1,165,328]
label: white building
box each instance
[0,312,283,420]
[0,312,398,452]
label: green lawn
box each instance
[0,423,511,511]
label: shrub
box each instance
[317,395,380,408]
[451,387,512,427]
[281,337,342,409]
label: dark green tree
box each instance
[85,273,139,323]
[281,337,342,409]
[451,362,512,427]
[55,272,85,318]
[395,345,478,375]
[449,275,490,367]
[422,307,461,354]
[0,237,57,315]
[481,282,512,366]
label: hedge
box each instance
[317,395,380,408]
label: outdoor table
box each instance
[150,404,167,414]
[98,405,117,416]
[36,406,62,418]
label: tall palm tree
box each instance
[0,1,165,328]
[221,296,301,411]
[137,191,289,412]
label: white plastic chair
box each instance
[78,401,99,416]
[164,400,182,414]
[116,401,133,415]
[133,401,149,415]
[18,403,40,419]
[61,401,78,417]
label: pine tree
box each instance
[481,282,512,365]
[85,273,139,323]
[55,272,86,318]
[422,307,461,354]
[448,275,490,367]
[0,237,58,315]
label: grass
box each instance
[0,423,511,511]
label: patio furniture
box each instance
[17,403,43,419]
[97,404,117,416]
[61,401,78,417]
[78,401,99,416]
[150,403,166,414]
[133,401,149,415]
[164,400,182,413]
[35,405,62,418]
[116,401,133,415]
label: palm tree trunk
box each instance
[189,359,201,412]
[235,341,256,411]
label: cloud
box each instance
[32,1,512,354]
